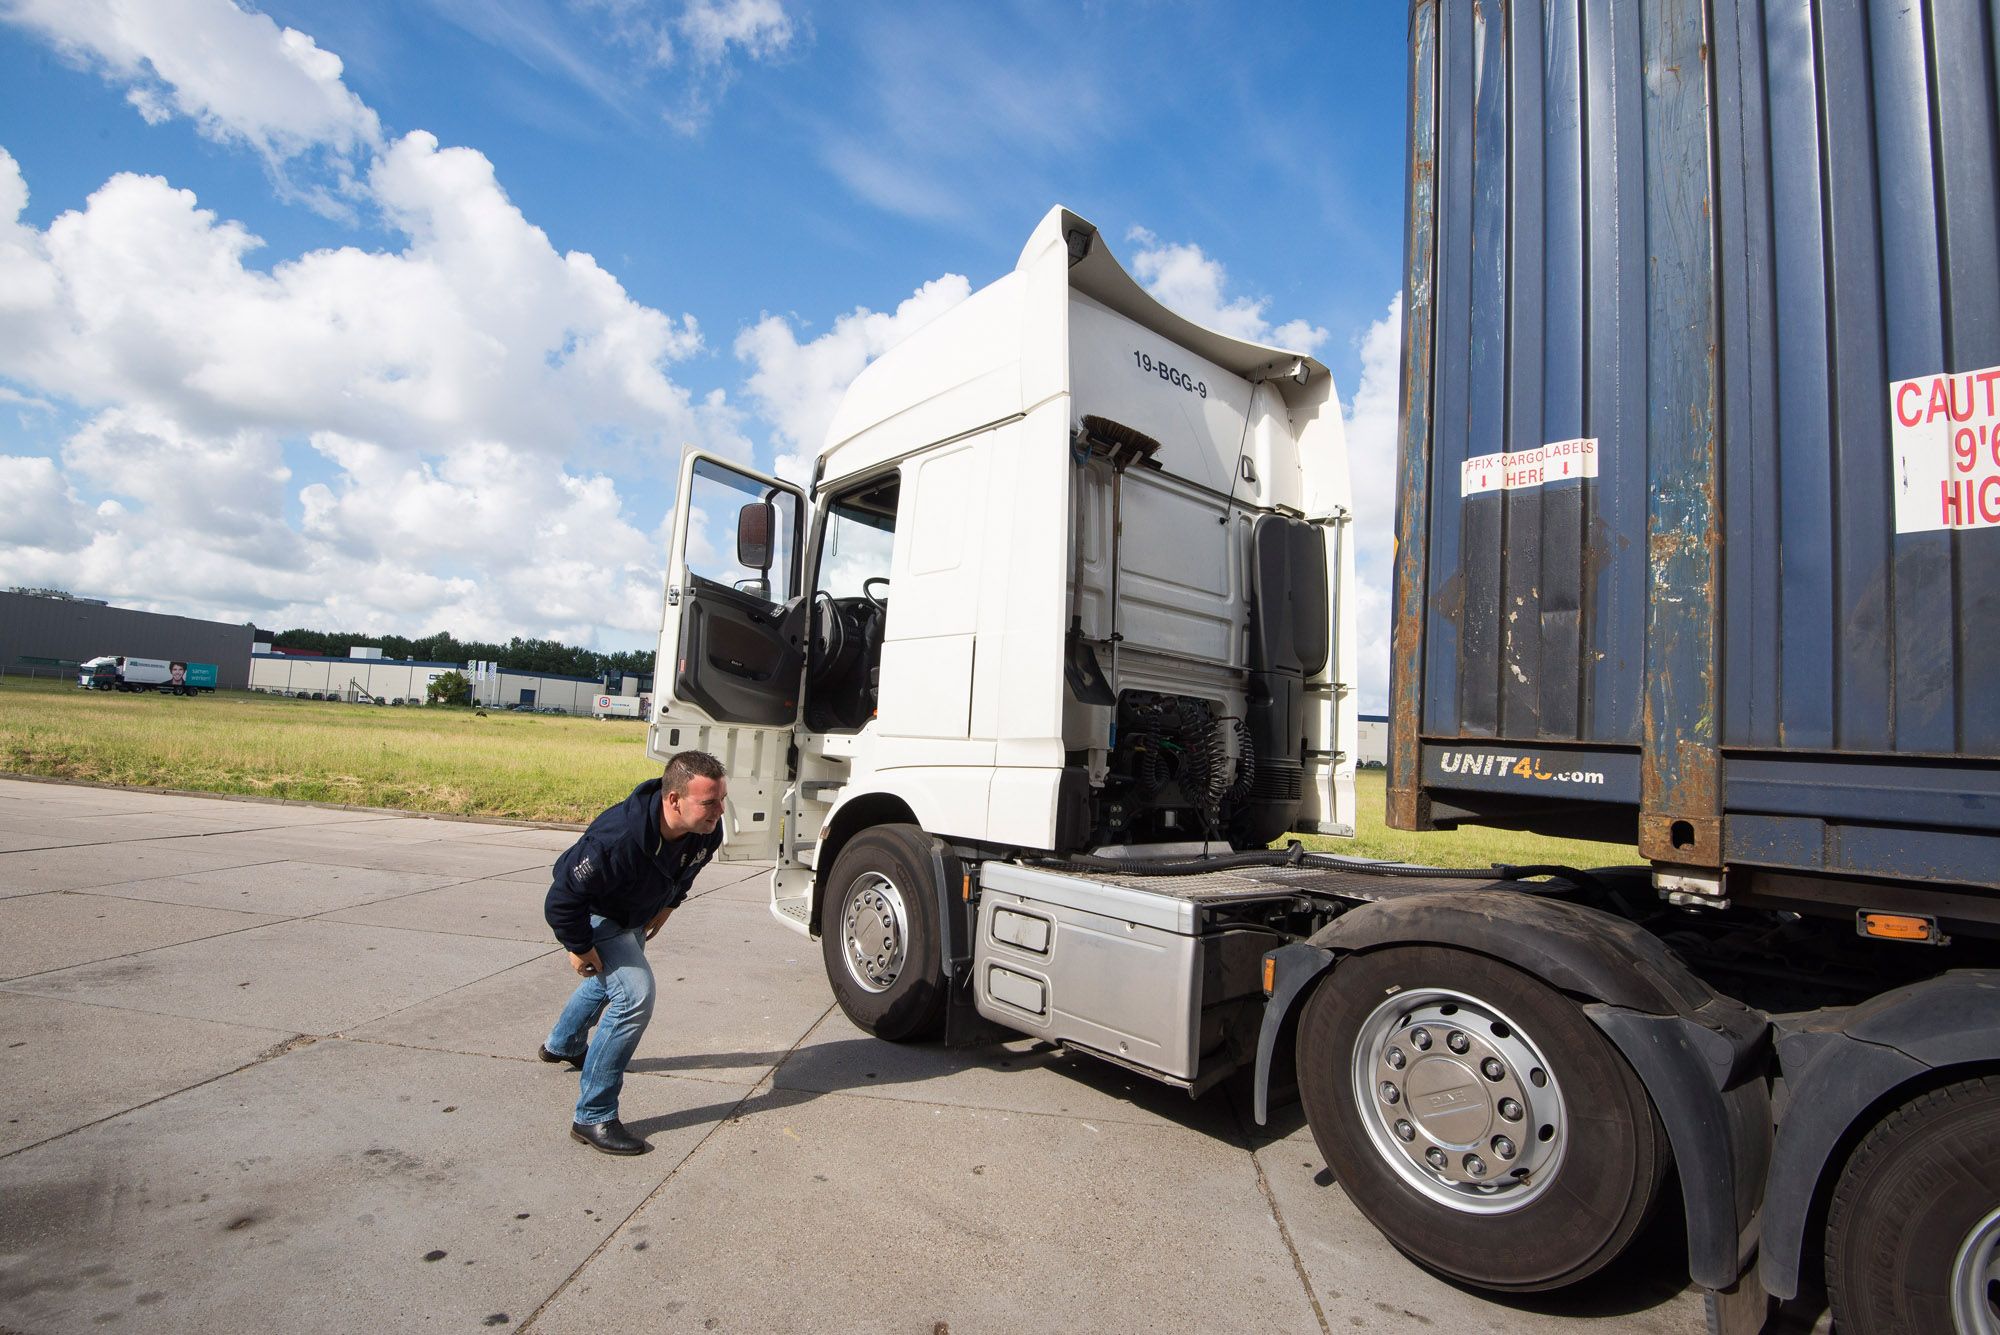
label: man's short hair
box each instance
[662,750,725,797]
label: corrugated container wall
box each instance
[1390,0,2000,888]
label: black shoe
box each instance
[570,1119,648,1156]
[538,1044,585,1069]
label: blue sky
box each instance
[0,0,1409,706]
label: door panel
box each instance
[674,576,805,726]
[652,449,809,861]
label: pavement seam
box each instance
[0,827,352,854]
[178,846,552,879]
[0,905,548,988]
[333,1032,775,1093]
[311,918,555,945]
[1235,1105,1333,1334]
[0,985,302,1032]
[682,866,771,898]
[747,1075,1215,1131]
[11,866,531,947]
[0,920,547,1045]
[751,1009,1212,1131]
[0,901,302,985]
[290,872,558,938]
[56,882,313,917]
[328,946,568,1036]
[515,1002,840,1332]
[0,854,300,896]
[0,1032,315,1164]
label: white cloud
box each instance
[0,0,752,648]
[0,454,90,552]
[657,0,796,133]
[0,137,711,640]
[1,0,380,209]
[1126,226,1329,353]
[0,139,736,461]
[296,432,667,639]
[820,140,967,224]
[62,407,295,559]
[677,0,793,65]
[734,274,972,483]
[0,414,673,643]
[0,384,56,411]
[437,0,798,134]
[1341,292,1402,714]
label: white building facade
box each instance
[248,653,613,714]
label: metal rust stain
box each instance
[1388,0,1440,833]
[1430,568,1466,627]
[1635,0,1722,869]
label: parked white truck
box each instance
[78,656,218,694]
[647,206,2000,1331]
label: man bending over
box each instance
[541,750,727,1154]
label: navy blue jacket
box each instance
[544,779,723,955]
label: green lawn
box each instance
[0,676,656,823]
[1296,768,1639,871]
[0,676,1638,868]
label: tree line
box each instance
[258,628,653,682]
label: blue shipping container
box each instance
[1390,0,2000,895]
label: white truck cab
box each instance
[647,137,2000,1328]
[649,205,1356,1043]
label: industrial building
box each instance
[248,652,642,715]
[1,588,646,715]
[0,590,254,688]
[1356,713,1388,768]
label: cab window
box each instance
[684,457,801,605]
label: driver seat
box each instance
[857,599,888,718]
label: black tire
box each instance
[1825,1075,2000,1335]
[817,824,948,1042]
[1296,945,1669,1292]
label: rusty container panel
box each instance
[1718,0,2000,756]
[1390,0,2000,885]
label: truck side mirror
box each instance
[737,501,775,572]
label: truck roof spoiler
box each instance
[1027,205,1330,390]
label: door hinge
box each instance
[667,586,682,607]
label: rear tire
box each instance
[1825,1074,2000,1335]
[817,824,948,1042]
[1296,945,1669,1292]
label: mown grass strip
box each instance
[0,677,657,823]
[0,677,1638,868]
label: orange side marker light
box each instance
[1857,912,1945,945]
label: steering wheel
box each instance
[862,576,891,611]
[812,590,858,677]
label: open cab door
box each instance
[649,449,808,861]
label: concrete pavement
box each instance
[0,777,1723,1333]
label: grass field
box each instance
[0,676,1639,867]
[1304,769,1638,870]
[0,677,657,824]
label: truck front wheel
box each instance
[1296,945,1668,1292]
[818,824,947,1043]
[1826,1074,2000,1335]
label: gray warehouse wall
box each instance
[0,592,255,689]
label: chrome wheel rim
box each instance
[1350,987,1568,1214]
[839,871,908,994]
[1952,1203,2000,1335]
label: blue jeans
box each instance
[545,915,655,1126]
